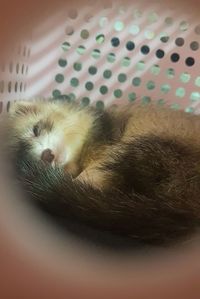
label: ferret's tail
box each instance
[17,159,198,246]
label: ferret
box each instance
[5,99,200,247]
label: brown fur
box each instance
[5,99,200,247]
[77,104,200,190]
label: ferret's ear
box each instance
[9,101,38,116]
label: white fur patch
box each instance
[32,130,68,166]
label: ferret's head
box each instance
[7,100,96,176]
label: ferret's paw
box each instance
[77,168,109,190]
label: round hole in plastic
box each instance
[126,41,135,51]
[141,45,150,55]
[190,41,199,51]
[111,37,120,47]
[155,49,165,59]
[65,25,74,35]
[171,53,180,62]
[175,37,185,47]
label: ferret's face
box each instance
[8,100,94,176]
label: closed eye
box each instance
[32,119,53,137]
[33,124,40,137]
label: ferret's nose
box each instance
[41,149,55,163]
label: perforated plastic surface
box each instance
[0,1,200,113]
